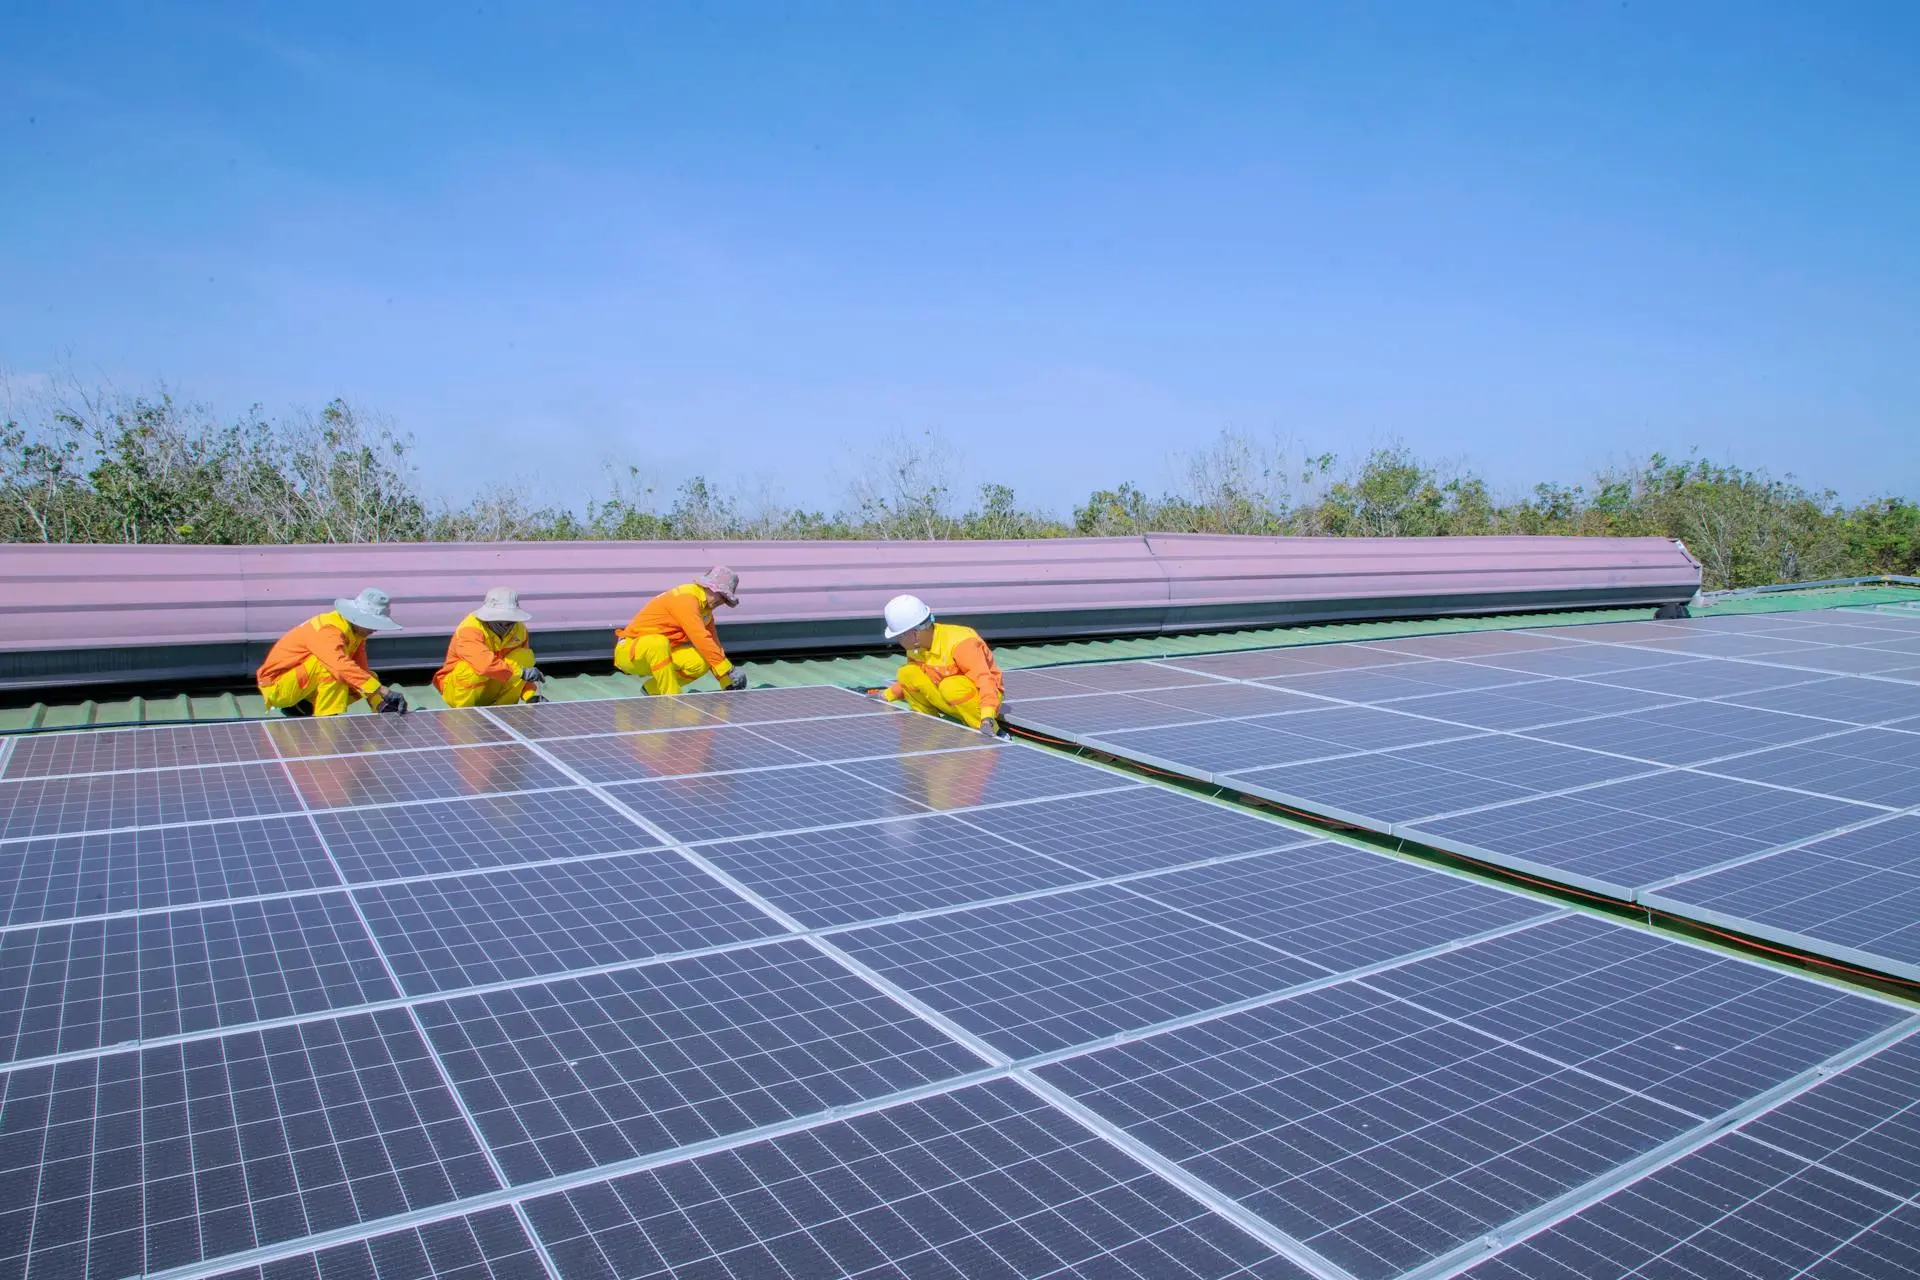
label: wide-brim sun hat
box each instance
[475,586,532,623]
[334,587,402,632]
[699,566,740,606]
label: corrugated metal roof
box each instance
[4,583,1915,733]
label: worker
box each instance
[434,587,546,708]
[257,587,408,717]
[614,567,749,695]
[876,594,1005,736]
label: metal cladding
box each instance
[0,533,1701,688]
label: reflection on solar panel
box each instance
[1014,607,1920,985]
[2,675,1917,1280]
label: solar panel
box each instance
[412,941,981,1183]
[1724,676,1920,725]
[1013,692,1220,735]
[1464,1032,1920,1279]
[834,884,1330,1057]
[352,853,786,995]
[1698,727,1920,808]
[2,722,276,779]
[5,676,1918,1280]
[1644,815,1920,981]
[1520,700,1839,765]
[608,762,933,842]
[0,816,337,927]
[521,1079,1320,1280]
[1036,661,1232,693]
[285,744,571,809]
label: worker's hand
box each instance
[861,687,889,699]
[978,714,1001,738]
[519,664,546,685]
[721,668,748,691]
[377,686,410,715]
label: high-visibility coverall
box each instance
[885,622,1004,729]
[614,583,735,695]
[433,615,537,708]
[256,611,384,717]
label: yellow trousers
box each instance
[439,646,538,708]
[615,635,710,695]
[896,665,986,729]
[259,656,370,718]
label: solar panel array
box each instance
[1010,607,1920,985]
[1,678,1917,1279]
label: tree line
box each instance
[4,375,1916,591]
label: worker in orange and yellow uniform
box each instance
[433,587,547,708]
[614,567,749,695]
[877,594,1005,736]
[256,588,409,717]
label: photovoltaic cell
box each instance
[1129,843,1561,973]
[1386,734,1657,794]
[1588,659,1827,698]
[313,789,657,883]
[1257,663,1537,703]
[2,722,276,780]
[0,763,301,840]
[207,1207,549,1280]
[351,852,785,995]
[1084,720,1346,778]
[700,813,1091,927]
[956,786,1312,877]
[522,1078,1316,1280]
[1750,646,1920,677]
[1001,667,1107,700]
[1362,629,1583,657]
[835,745,1134,810]
[1037,978,1696,1280]
[1171,646,1417,679]
[285,745,570,810]
[835,883,1329,1057]
[265,710,510,757]
[608,763,930,843]
[0,892,398,1061]
[1387,682,1681,732]
[1620,630,1828,658]
[414,940,980,1183]
[0,817,338,927]
[1462,645,1700,678]
[0,1010,498,1280]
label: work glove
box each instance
[721,668,748,692]
[518,665,546,685]
[861,687,890,699]
[978,714,1001,738]
[376,686,409,715]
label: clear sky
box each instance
[3,1,1916,513]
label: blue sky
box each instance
[3,1,1916,513]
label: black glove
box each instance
[721,668,748,691]
[518,664,545,684]
[377,686,409,715]
[978,714,1001,738]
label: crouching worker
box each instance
[878,594,1005,736]
[257,588,408,717]
[434,587,546,707]
[614,567,748,695]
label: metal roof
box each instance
[5,582,1915,734]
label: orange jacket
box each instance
[888,622,1004,715]
[433,614,530,691]
[618,584,733,678]
[256,611,383,699]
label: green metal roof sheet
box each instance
[4,582,1916,734]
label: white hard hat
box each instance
[883,594,933,640]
